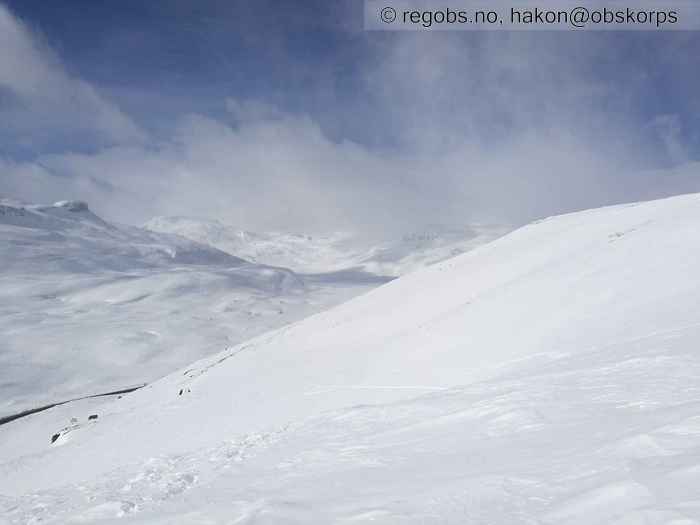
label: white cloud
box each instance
[225,98,286,125]
[1,15,698,235]
[3,98,699,236]
[1,111,433,233]
[0,3,145,148]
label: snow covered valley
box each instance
[3,194,700,524]
[145,216,509,277]
[0,199,395,417]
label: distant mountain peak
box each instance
[52,200,89,212]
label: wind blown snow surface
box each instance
[3,194,700,523]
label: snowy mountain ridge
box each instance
[0,198,245,273]
[145,215,510,276]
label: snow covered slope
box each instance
[145,215,510,276]
[0,199,386,416]
[3,193,700,524]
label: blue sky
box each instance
[1,0,699,232]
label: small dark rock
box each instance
[88,414,98,421]
[51,433,60,443]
